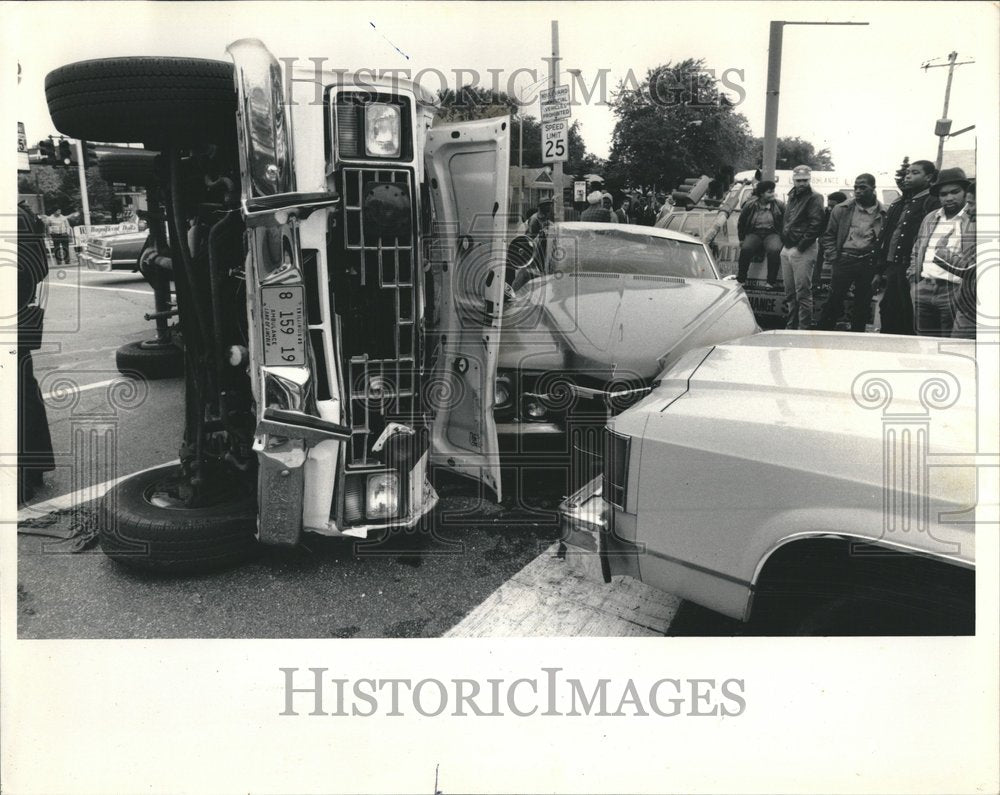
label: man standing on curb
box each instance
[908,167,975,337]
[818,174,886,332]
[873,160,939,334]
[46,207,72,264]
[779,165,825,329]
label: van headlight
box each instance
[366,472,400,519]
[494,376,512,409]
[365,103,401,158]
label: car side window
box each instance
[680,214,703,238]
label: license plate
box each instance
[260,285,305,366]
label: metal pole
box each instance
[761,21,867,182]
[550,20,563,221]
[518,111,524,220]
[935,51,958,171]
[75,139,91,227]
[761,21,784,182]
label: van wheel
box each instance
[99,464,258,574]
[116,340,184,380]
[45,57,236,146]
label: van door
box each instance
[425,116,511,500]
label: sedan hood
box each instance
[499,273,755,383]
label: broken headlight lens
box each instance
[365,103,401,158]
[366,472,400,519]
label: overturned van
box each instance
[45,40,511,571]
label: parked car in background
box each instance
[497,222,759,440]
[561,331,976,635]
[80,229,150,272]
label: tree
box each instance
[436,86,591,169]
[752,136,836,171]
[605,59,755,192]
[18,163,124,222]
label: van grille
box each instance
[339,167,420,464]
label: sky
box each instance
[6,1,997,180]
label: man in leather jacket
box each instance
[873,160,939,334]
[779,165,826,329]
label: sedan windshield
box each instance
[549,227,717,279]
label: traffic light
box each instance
[671,175,712,209]
[82,141,100,168]
[38,138,56,165]
[58,138,73,166]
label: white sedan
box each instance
[561,331,977,634]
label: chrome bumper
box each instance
[559,475,611,584]
[81,253,113,272]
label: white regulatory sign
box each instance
[540,84,570,104]
[542,120,568,163]
[540,102,571,122]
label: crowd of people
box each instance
[520,163,977,339]
[735,162,976,338]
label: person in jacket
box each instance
[817,174,886,332]
[580,190,613,222]
[780,165,826,329]
[736,179,784,288]
[17,200,56,504]
[908,167,975,337]
[812,190,847,290]
[45,207,73,264]
[526,197,553,238]
[873,160,939,334]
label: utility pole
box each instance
[549,20,563,221]
[75,139,92,227]
[922,51,975,171]
[762,20,868,181]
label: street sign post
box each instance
[542,119,568,163]
[17,122,29,172]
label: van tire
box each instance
[116,340,184,380]
[45,57,236,146]
[99,464,258,574]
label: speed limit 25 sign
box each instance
[542,120,568,163]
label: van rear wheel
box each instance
[99,464,258,574]
[45,57,236,146]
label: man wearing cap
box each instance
[908,167,975,337]
[817,174,887,332]
[873,160,939,334]
[526,197,554,238]
[580,190,613,222]
[780,165,826,329]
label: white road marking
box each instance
[41,378,119,402]
[445,542,681,637]
[46,281,152,296]
[15,460,180,525]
